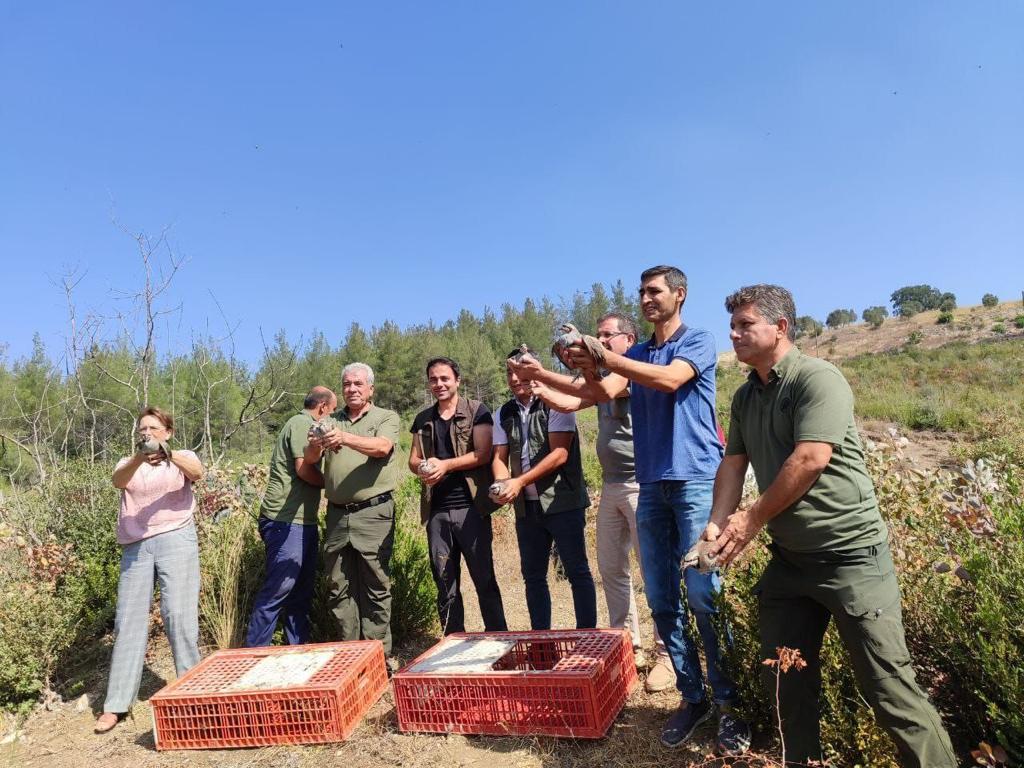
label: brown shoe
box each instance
[94,712,124,734]
[645,657,675,693]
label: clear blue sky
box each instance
[2,2,1021,365]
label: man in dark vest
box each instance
[409,356,507,634]
[491,348,596,630]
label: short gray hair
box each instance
[341,362,375,386]
[598,311,638,340]
[724,284,797,342]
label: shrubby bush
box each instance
[982,293,999,308]
[388,476,438,642]
[0,461,121,712]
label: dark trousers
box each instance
[427,505,507,634]
[246,516,319,647]
[324,499,396,655]
[515,502,596,630]
[757,540,957,767]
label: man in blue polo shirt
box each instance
[571,265,749,756]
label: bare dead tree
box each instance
[89,223,185,410]
[217,328,298,460]
[56,268,103,463]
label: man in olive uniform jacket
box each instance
[246,386,336,646]
[306,363,400,656]
[705,284,957,768]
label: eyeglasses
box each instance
[595,331,627,341]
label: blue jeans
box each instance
[246,516,319,646]
[637,480,737,705]
[515,502,597,630]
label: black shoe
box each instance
[660,698,713,748]
[716,709,751,756]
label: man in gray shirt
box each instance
[509,312,669,688]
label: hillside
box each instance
[718,299,1024,365]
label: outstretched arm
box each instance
[708,442,832,566]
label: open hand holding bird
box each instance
[682,538,719,575]
[136,437,172,464]
[551,323,606,380]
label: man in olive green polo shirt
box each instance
[704,284,956,768]
[246,385,336,647]
[305,362,401,656]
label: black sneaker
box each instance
[660,698,713,748]
[716,710,752,756]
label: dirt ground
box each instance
[0,511,747,768]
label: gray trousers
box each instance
[595,479,664,653]
[103,522,201,713]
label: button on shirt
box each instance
[492,398,577,500]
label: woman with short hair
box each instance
[95,407,205,734]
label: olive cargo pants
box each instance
[324,499,395,655]
[756,540,957,767]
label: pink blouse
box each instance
[115,450,199,545]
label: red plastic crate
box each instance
[149,641,388,750]
[392,629,637,739]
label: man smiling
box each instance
[409,357,506,634]
[306,362,400,658]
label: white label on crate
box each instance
[227,650,335,691]
[407,638,517,674]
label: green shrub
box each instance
[388,476,438,643]
[1014,315,1024,329]
[197,510,264,649]
[992,323,1006,334]
[0,546,78,714]
[937,310,954,325]
[982,293,999,308]
[0,462,122,712]
[906,330,924,347]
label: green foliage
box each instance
[905,330,924,347]
[937,310,954,325]
[0,461,122,712]
[982,293,999,308]
[890,285,955,316]
[1014,315,1024,329]
[992,323,1006,335]
[900,300,924,318]
[826,308,857,329]
[388,476,438,642]
[0,560,77,714]
[862,305,889,329]
[794,315,824,339]
[842,339,1024,441]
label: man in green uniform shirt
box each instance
[306,362,401,656]
[246,386,336,647]
[704,284,956,768]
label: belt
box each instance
[331,492,393,514]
